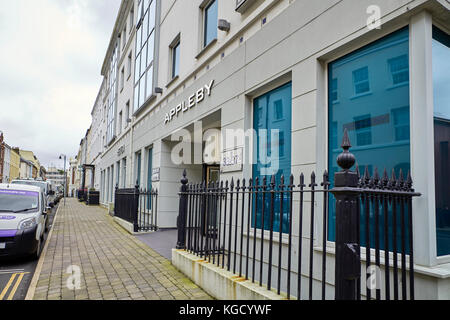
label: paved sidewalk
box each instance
[32,198,212,300]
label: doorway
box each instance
[204,165,220,184]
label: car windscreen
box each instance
[11,181,46,193]
[0,189,39,213]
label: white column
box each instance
[409,11,437,267]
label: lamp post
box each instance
[59,154,66,206]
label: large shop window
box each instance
[433,27,450,257]
[252,82,292,233]
[328,28,411,251]
[133,0,157,113]
[135,152,142,186]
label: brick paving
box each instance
[32,198,212,300]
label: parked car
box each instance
[11,179,55,231]
[0,184,50,259]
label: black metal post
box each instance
[133,181,139,233]
[331,129,361,300]
[177,170,188,249]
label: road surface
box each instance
[0,204,57,300]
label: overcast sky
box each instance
[0,0,121,170]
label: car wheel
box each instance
[32,236,42,260]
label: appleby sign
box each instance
[164,80,214,125]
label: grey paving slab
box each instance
[32,199,212,300]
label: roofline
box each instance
[90,78,106,116]
[100,0,130,76]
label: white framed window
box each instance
[203,0,218,48]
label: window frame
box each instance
[133,0,158,115]
[203,0,218,48]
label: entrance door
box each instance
[206,165,220,184]
[201,165,220,240]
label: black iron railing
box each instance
[114,184,158,232]
[176,130,421,300]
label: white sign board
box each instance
[152,168,160,182]
[221,147,243,173]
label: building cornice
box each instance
[101,0,132,76]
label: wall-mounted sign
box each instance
[152,168,160,182]
[221,147,243,173]
[117,145,125,157]
[164,80,215,125]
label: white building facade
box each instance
[81,0,449,299]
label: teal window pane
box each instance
[353,66,370,95]
[136,153,141,185]
[328,27,411,253]
[433,26,450,256]
[388,54,409,85]
[204,0,218,47]
[392,106,410,141]
[252,82,292,233]
[147,148,153,210]
[331,78,338,102]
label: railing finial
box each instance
[336,129,355,172]
[181,169,188,185]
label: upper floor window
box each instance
[128,51,132,78]
[388,54,409,85]
[171,37,180,79]
[354,114,372,146]
[133,0,157,113]
[126,101,130,124]
[352,66,370,95]
[392,106,410,141]
[204,0,218,47]
[121,67,125,90]
[129,6,134,32]
[122,26,127,50]
[118,111,123,135]
[106,43,118,144]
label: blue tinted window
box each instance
[136,153,141,185]
[388,55,409,85]
[331,78,338,102]
[328,28,411,251]
[204,0,218,47]
[433,27,450,256]
[353,66,370,95]
[253,83,292,233]
[147,148,153,209]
